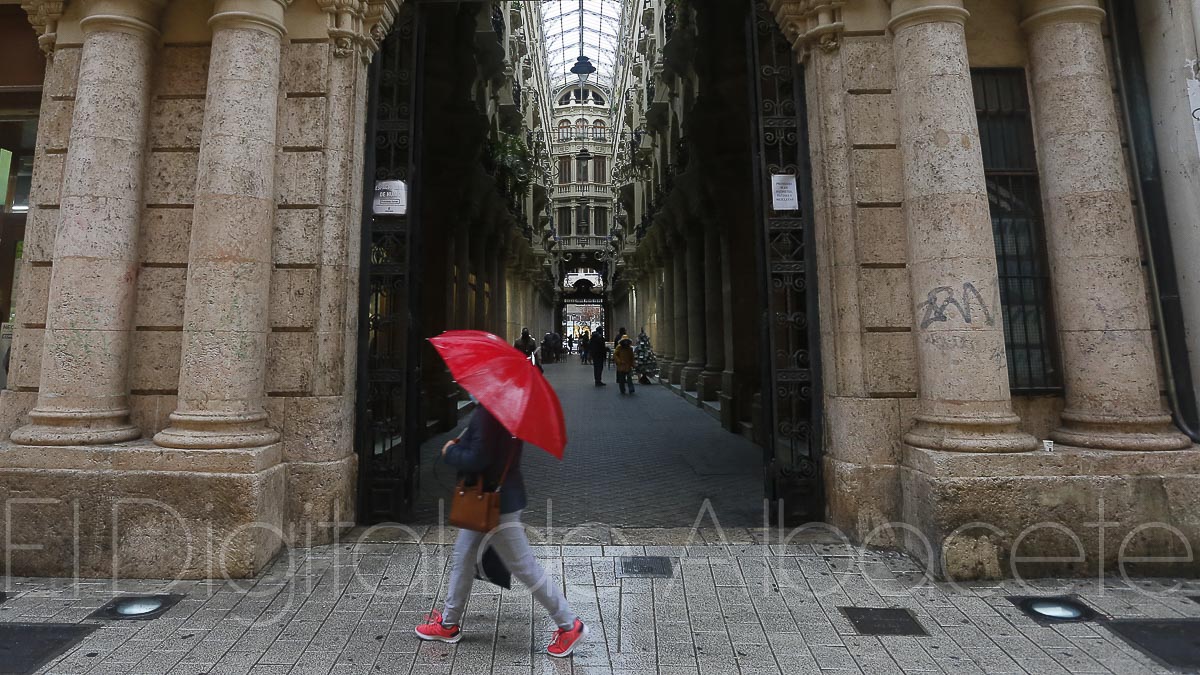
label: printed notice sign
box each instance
[373,180,407,215]
[771,173,799,211]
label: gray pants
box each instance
[441,511,575,629]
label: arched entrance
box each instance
[354,0,821,526]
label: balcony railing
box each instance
[553,129,612,143]
[554,183,612,197]
[560,236,609,249]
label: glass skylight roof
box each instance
[539,0,628,89]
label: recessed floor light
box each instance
[1009,595,1100,624]
[88,594,184,621]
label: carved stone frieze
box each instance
[767,0,845,61]
[20,0,66,54]
[317,0,403,61]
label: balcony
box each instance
[554,182,613,198]
[552,129,613,144]
[559,236,610,251]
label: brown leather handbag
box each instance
[448,441,516,532]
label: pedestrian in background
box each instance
[587,328,608,386]
[614,333,635,395]
[579,328,591,364]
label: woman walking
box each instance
[418,331,586,658]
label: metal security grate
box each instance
[1107,619,1200,670]
[0,623,97,674]
[839,607,928,636]
[973,69,1063,393]
[617,556,673,578]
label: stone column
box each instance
[454,227,470,328]
[671,243,688,384]
[154,0,288,450]
[1023,0,1189,450]
[493,239,508,338]
[660,249,676,368]
[699,224,725,400]
[654,262,666,358]
[682,232,706,391]
[13,0,166,446]
[472,227,488,329]
[890,0,1037,452]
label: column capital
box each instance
[888,0,969,33]
[767,0,845,63]
[1020,0,1104,31]
[210,0,291,37]
[79,0,168,38]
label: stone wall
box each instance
[0,0,399,578]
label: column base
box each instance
[901,444,1200,580]
[697,370,722,401]
[681,365,703,392]
[154,410,280,450]
[669,361,685,385]
[720,370,736,431]
[12,408,141,446]
[1051,410,1192,451]
[903,412,1038,453]
[0,439,285,578]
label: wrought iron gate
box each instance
[355,5,424,523]
[748,0,823,523]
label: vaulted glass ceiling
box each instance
[539,0,628,90]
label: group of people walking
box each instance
[517,325,660,394]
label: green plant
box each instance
[489,131,532,198]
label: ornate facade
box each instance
[1,0,1198,580]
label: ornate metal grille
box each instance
[356,5,423,523]
[749,0,821,523]
[972,69,1062,393]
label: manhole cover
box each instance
[0,623,97,674]
[839,607,928,636]
[617,556,673,578]
[1107,619,1200,670]
[88,594,184,621]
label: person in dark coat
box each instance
[579,329,591,364]
[415,405,588,656]
[587,328,608,386]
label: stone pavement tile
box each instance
[132,649,188,674]
[249,665,292,675]
[809,644,859,670]
[844,635,905,674]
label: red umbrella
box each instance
[428,330,567,459]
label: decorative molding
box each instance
[767,0,845,62]
[887,1,970,33]
[1019,0,1105,31]
[209,0,293,37]
[21,0,67,54]
[317,0,402,61]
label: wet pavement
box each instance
[6,524,1199,674]
[411,361,765,528]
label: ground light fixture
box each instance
[88,593,184,621]
[1009,595,1101,624]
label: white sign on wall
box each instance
[1189,71,1200,158]
[373,180,407,215]
[771,173,799,211]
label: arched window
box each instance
[557,119,570,142]
[592,120,606,142]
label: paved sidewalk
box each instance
[411,362,764,527]
[6,526,1197,674]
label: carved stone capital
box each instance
[768,0,845,63]
[317,0,402,61]
[1019,0,1104,31]
[79,0,168,38]
[20,0,66,54]
[887,0,969,33]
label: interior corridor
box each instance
[410,360,765,528]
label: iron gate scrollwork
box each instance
[749,0,823,523]
[356,5,424,523]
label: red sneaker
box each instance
[547,619,587,657]
[414,610,462,644]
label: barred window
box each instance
[577,158,589,184]
[594,207,608,236]
[557,207,572,234]
[558,156,572,184]
[575,204,590,236]
[593,156,607,183]
[972,68,1062,392]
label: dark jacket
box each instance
[443,406,527,514]
[588,333,608,360]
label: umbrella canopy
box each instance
[429,330,567,458]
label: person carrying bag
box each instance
[415,404,587,657]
